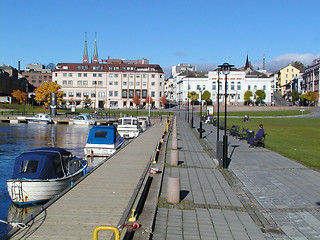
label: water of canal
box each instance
[0,122,105,237]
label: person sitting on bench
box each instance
[249,124,264,148]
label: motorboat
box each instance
[6,147,87,206]
[117,117,141,139]
[25,113,53,124]
[84,125,125,156]
[70,114,96,125]
[138,119,148,132]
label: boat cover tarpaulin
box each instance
[86,125,118,145]
[12,147,71,180]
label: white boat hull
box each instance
[117,128,140,138]
[84,139,125,157]
[70,120,96,125]
[7,169,85,205]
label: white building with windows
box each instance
[167,60,273,106]
[52,37,164,109]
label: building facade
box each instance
[53,36,164,109]
[278,64,301,94]
[166,61,273,106]
[53,60,164,109]
[302,59,320,106]
[21,63,52,88]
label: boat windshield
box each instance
[94,131,108,138]
[20,160,38,174]
[123,119,132,125]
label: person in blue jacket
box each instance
[249,124,264,148]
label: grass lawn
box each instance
[226,117,320,170]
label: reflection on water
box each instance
[0,122,109,237]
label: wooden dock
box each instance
[7,123,164,240]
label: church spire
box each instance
[93,32,99,63]
[245,53,250,70]
[83,32,89,64]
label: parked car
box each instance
[255,100,267,106]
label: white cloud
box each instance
[175,51,187,57]
[264,53,320,73]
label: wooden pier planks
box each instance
[9,124,163,240]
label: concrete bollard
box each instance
[167,177,180,204]
[170,149,178,166]
[171,135,178,150]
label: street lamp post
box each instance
[198,85,205,138]
[216,70,220,142]
[191,92,195,128]
[218,63,234,168]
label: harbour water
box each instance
[0,122,102,237]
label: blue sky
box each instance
[1,0,320,77]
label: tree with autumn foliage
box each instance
[300,91,319,106]
[34,82,63,106]
[132,93,141,115]
[160,95,167,108]
[11,90,27,104]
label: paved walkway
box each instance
[152,112,320,240]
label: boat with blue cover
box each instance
[84,125,125,157]
[6,147,87,206]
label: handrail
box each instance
[92,226,120,240]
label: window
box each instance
[109,81,113,85]
[130,74,134,78]
[151,91,155,97]
[129,90,134,98]
[76,92,81,97]
[98,73,102,77]
[263,85,266,90]
[136,90,141,97]
[237,84,241,90]
[95,131,107,138]
[123,74,127,78]
[78,73,82,77]
[68,73,72,77]
[38,76,42,79]
[109,91,113,97]
[77,81,82,85]
[68,92,74,97]
[83,73,87,77]
[122,90,127,98]
[292,74,294,78]
[98,92,105,97]
[98,81,102,85]
[63,80,67,85]
[136,74,140,78]
[287,69,289,72]
[123,81,127,85]
[20,160,38,173]
[129,82,134,86]
[83,92,89,97]
[248,85,251,90]
[114,81,118,85]
[136,82,140,86]
[212,83,217,90]
[115,74,118,77]
[91,92,96,97]
[63,73,67,77]
[143,82,147,86]
[231,82,235,90]
[151,74,155,78]
[254,85,257,90]
[109,67,113,70]
[142,90,147,98]
[83,81,88,85]
[109,73,113,77]
[93,81,97,85]
[114,91,118,97]
[286,74,288,78]
[93,73,97,77]
[151,82,155,86]
[143,74,147,78]
[68,80,73,85]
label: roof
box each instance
[54,63,163,73]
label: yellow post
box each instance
[93,226,120,240]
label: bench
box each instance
[229,125,240,137]
[237,128,248,140]
[254,133,266,148]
